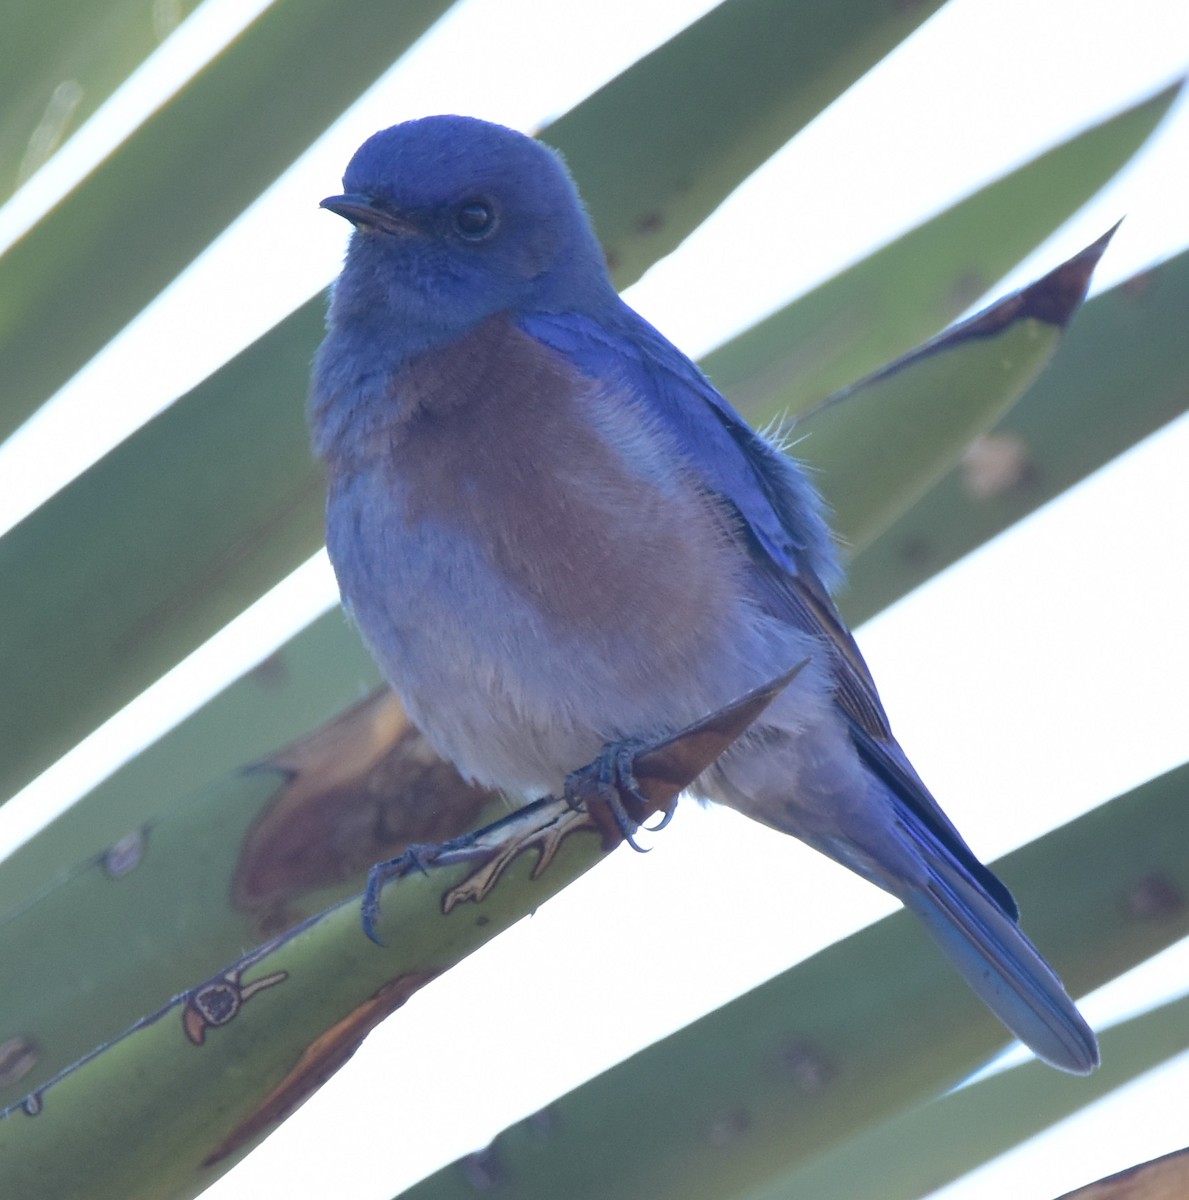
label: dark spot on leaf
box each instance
[193,982,240,1026]
[948,271,987,312]
[460,1143,505,1191]
[634,211,665,235]
[0,1036,39,1087]
[523,1105,556,1139]
[1123,268,1156,298]
[707,1107,751,1146]
[103,829,147,878]
[899,537,933,568]
[774,1038,836,1094]
[961,433,1035,501]
[250,651,290,689]
[1125,874,1185,920]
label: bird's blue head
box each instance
[321,115,614,355]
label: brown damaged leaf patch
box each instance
[233,689,498,932]
[202,970,439,1166]
[1058,1143,1189,1198]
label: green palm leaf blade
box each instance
[2,0,202,202]
[0,826,604,1200]
[0,606,383,919]
[796,226,1115,548]
[0,93,1167,810]
[842,244,1189,625]
[0,680,778,1200]
[0,301,331,805]
[541,0,946,289]
[3,757,1183,1200]
[0,235,1107,1091]
[0,0,456,439]
[0,692,503,1110]
[746,989,1189,1200]
[701,85,1179,418]
[395,762,1189,1200]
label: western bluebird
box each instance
[310,115,1098,1074]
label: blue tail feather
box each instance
[900,838,1099,1075]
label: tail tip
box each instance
[1029,1015,1100,1076]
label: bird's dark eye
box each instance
[453,199,496,241]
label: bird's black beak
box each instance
[320,193,417,234]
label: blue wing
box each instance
[520,304,1018,922]
[518,306,839,587]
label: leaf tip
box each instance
[1018,221,1122,328]
[632,660,809,803]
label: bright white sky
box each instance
[2,1,1189,1198]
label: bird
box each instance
[309,114,1099,1075]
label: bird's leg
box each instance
[360,841,445,945]
[359,799,577,943]
[362,736,682,942]
[564,738,674,852]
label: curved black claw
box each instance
[564,738,662,852]
[361,843,439,945]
